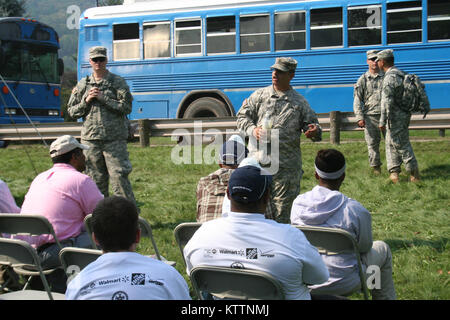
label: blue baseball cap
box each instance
[228,165,272,204]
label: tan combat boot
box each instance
[389,172,399,184]
[410,168,420,182]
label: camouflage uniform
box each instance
[237,85,322,223]
[379,66,418,174]
[353,70,384,168]
[67,71,136,203]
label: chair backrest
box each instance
[0,213,62,249]
[59,246,102,285]
[137,217,162,260]
[294,225,369,300]
[83,214,96,249]
[84,214,162,260]
[173,222,202,265]
[190,265,285,300]
[0,238,55,300]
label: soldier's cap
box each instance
[89,46,107,59]
[219,135,248,166]
[366,50,379,60]
[271,57,298,73]
[228,165,272,204]
[376,49,394,61]
[49,135,89,158]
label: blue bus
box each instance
[77,0,450,120]
[0,17,64,124]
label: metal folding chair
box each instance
[173,222,202,266]
[190,265,285,300]
[0,213,63,292]
[294,225,370,300]
[0,238,65,300]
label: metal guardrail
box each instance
[0,109,449,145]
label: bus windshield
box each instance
[1,41,59,84]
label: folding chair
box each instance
[0,238,65,300]
[0,214,63,292]
[59,247,102,284]
[84,214,176,266]
[190,265,285,300]
[173,222,202,266]
[294,225,370,300]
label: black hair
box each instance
[51,148,82,164]
[315,149,346,178]
[91,196,139,252]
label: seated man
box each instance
[19,135,104,290]
[185,165,329,300]
[196,135,248,222]
[290,149,396,300]
[66,196,191,300]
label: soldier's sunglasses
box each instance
[92,57,106,63]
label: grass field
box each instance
[0,130,449,300]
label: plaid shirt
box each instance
[196,168,233,223]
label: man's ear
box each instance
[135,228,141,244]
[92,232,100,247]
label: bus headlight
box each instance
[48,110,59,116]
[4,108,17,115]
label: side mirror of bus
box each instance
[57,58,64,76]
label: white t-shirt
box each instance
[184,211,329,300]
[65,252,191,300]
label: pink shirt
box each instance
[0,179,21,213]
[20,163,103,247]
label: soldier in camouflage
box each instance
[353,50,384,175]
[237,57,322,223]
[67,46,137,203]
[376,49,420,183]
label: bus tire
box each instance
[183,97,229,118]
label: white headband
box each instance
[315,164,346,180]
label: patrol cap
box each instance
[49,135,89,158]
[219,135,248,166]
[89,46,107,59]
[271,57,298,72]
[376,49,394,61]
[366,50,379,60]
[228,165,272,204]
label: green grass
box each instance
[1,132,449,300]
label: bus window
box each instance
[144,22,171,58]
[348,5,381,47]
[175,19,202,56]
[113,23,140,60]
[310,7,343,48]
[387,1,421,44]
[206,16,236,55]
[275,11,306,51]
[240,14,270,53]
[428,0,450,41]
[85,26,98,42]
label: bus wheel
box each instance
[183,97,229,118]
[180,97,229,145]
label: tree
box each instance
[0,0,26,17]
